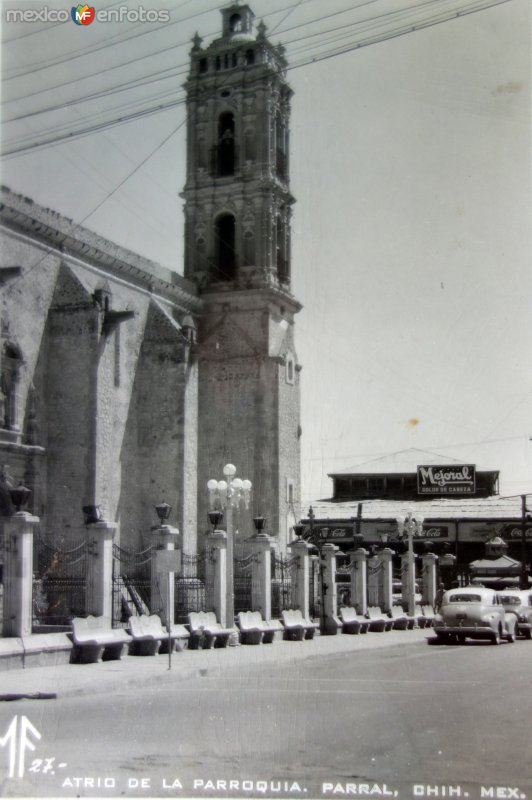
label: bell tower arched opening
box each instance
[214,213,236,281]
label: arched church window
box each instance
[245,49,254,65]
[218,112,235,176]
[214,214,236,281]
[1,341,23,431]
[276,215,289,284]
[199,57,207,74]
[232,53,237,68]
[275,114,286,179]
[230,13,242,32]
[215,56,221,71]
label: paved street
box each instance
[1,634,531,799]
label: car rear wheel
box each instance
[524,629,532,640]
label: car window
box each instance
[499,596,520,605]
[447,594,482,603]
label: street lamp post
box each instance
[395,511,424,616]
[294,506,330,633]
[207,464,252,627]
[520,494,530,590]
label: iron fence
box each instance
[112,542,153,628]
[271,553,298,617]
[175,552,211,622]
[367,556,385,606]
[32,533,90,629]
[234,553,254,614]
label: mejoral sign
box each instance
[417,465,476,495]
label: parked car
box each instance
[497,590,532,639]
[433,586,517,645]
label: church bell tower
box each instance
[183,4,301,552]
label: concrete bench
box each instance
[237,611,283,644]
[339,606,370,634]
[389,605,410,630]
[187,612,236,649]
[366,606,393,632]
[421,605,436,627]
[128,614,190,655]
[281,609,319,641]
[411,604,428,628]
[71,616,132,664]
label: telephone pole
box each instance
[520,494,530,589]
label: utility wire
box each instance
[2,0,304,79]
[0,0,362,107]
[1,0,513,158]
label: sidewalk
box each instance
[0,627,431,700]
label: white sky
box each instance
[1,0,531,504]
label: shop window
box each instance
[367,478,384,496]
[335,478,352,499]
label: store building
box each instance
[303,449,528,577]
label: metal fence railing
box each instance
[33,533,90,629]
[271,554,298,618]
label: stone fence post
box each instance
[250,533,274,620]
[421,552,438,607]
[86,521,116,620]
[2,511,38,637]
[350,548,368,616]
[322,542,340,635]
[380,548,394,613]
[288,538,312,619]
[205,530,227,625]
[151,524,180,626]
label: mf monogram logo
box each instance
[0,715,42,778]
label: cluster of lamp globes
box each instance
[396,512,425,538]
[207,463,252,510]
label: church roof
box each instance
[329,448,497,476]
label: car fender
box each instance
[503,612,517,633]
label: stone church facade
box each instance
[0,4,301,556]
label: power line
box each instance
[2,0,304,80]
[1,0,217,78]
[1,0,513,159]
[0,0,360,108]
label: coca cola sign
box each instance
[417,464,476,495]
